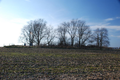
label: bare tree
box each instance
[77,20,91,47]
[100,28,110,47]
[33,19,47,46]
[57,22,68,46]
[92,28,110,47]
[67,19,78,46]
[20,20,35,46]
[20,19,47,46]
[46,26,55,46]
[92,28,100,47]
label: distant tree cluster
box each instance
[90,28,110,47]
[20,18,110,48]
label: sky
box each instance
[0,0,120,47]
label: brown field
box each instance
[0,48,120,80]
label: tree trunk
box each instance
[37,39,40,46]
[71,38,74,47]
[78,39,81,48]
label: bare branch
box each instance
[46,26,55,46]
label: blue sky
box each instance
[0,0,120,47]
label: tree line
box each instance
[19,18,110,48]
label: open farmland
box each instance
[0,48,120,80]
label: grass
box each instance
[0,48,120,79]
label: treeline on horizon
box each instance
[17,18,110,49]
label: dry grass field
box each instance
[0,48,120,80]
